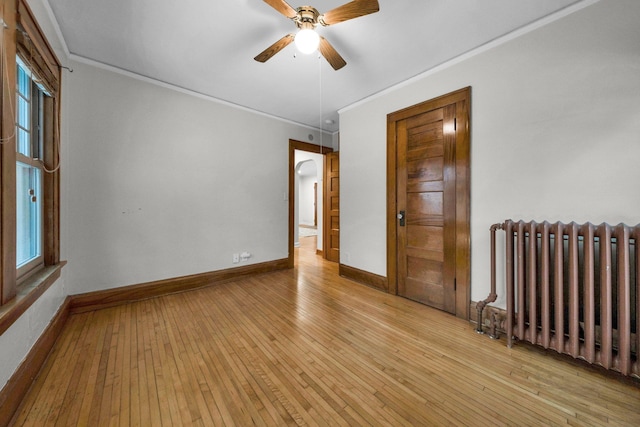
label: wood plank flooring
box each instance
[11,237,640,426]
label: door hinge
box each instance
[454,118,457,131]
[454,278,457,291]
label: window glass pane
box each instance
[16,162,41,268]
[17,127,29,156]
[17,62,30,99]
[17,96,30,156]
[17,60,31,157]
[18,94,29,128]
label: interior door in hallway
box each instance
[325,152,339,263]
[388,88,470,317]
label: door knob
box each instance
[397,210,405,226]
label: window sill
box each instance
[0,261,67,336]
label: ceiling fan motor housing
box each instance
[294,6,321,29]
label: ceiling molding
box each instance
[66,52,337,136]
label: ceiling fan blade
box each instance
[262,0,297,19]
[320,0,379,26]
[318,37,347,70]
[254,34,295,62]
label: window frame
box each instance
[16,59,47,284]
[0,0,63,330]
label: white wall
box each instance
[339,0,640,308]
[0,275,66,390]
[64,61,325,295]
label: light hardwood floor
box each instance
[11,237,640,426]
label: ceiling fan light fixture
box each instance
[256,0,380,69]
[294,28,320,54]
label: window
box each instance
[16,57,46,281]
[0,0,62,318]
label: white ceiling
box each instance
[47,0,581,133]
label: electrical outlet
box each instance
[232,253,240,264]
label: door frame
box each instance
[386,87,471,319]
[288,139,333,268]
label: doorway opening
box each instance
[288,140,333,268]
[295,158,320,248]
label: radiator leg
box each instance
[489,312,500,340]
[476,305,485,334]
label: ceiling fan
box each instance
[254,0,380,70]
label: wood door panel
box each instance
[330,216,339,229]
[403,278,445,309]
[407,225,443,251]
[330,233,340,249]
[406,144,444,162]
[407,181,444,193]
[405,247,444,263]
[409,118,443,135]
[408,135,443,155]
[330,196,339,210]
[407,192,443,218]
[330,176,339,192]
[411,215,444,227]
[409,118,443,133]
[407,257,443,284]
[408,157,443,182]
[407,215,444,227]
[408,130,443,155]
[408,124,443,145]
[406,108,444,128]
[330,157,339,172]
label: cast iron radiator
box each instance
[502,220,638,378]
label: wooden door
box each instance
[325,152,339,262]
[397,106,456,312]
[387,88,470,318]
